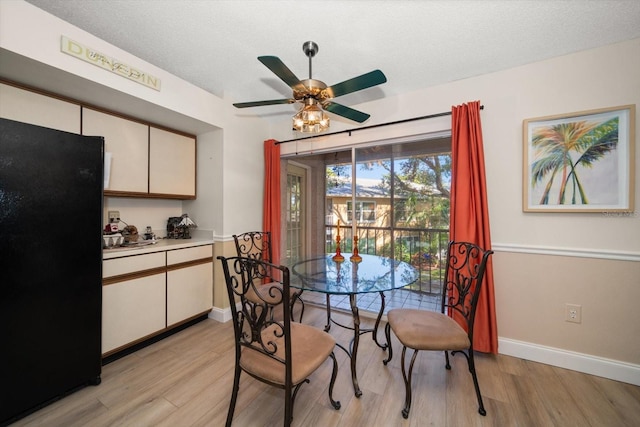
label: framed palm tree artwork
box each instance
[523,104,635,213]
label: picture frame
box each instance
[523,104,635,213]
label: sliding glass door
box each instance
[285,163,306,263]
[283,136,451,305]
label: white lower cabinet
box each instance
[102,244,213,356]
[167,245,214,327]
[167,262,213,327]
[102,273,166,354]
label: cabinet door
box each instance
[166,246,213,326]
[167,261,213,326]
[102,273,166,354]
[149,126,196,198]
[82,108,148,193]
[0,83,80,133]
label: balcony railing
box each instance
[325,225,449,295]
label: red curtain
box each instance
[450,101,498,354]
[263,139,281,264]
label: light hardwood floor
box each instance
[11,305,640,427]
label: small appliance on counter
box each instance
[103,219,130,248]
[103,233,124,249]
[121,224,139,243]
[143,226,155,240]
[103,219,156,249]
[167,214,197,239]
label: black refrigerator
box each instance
[0,118,104,425]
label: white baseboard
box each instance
[208,306,233,323]
[208,306,640,386]
[499,337,640,386]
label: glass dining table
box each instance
[287,253,419,397]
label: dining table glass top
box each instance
[287,253,418,295]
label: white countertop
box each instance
[102,236,214,260]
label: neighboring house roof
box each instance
[326,178,389,198]
[326,178,435,198]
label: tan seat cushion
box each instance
[246,281,300,306]
[240,322,335,386]
[387,308,470,351]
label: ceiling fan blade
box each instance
[233,99,295,108]
[322,101,370,123]
[258,56,307,93]
[323,69,387,99]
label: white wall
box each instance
[0,1,223,131]
[279,38,640,255]
[278,38,640,384]
[103,197,182,238]
[182,129,224,236]
[2,0,638,384]
[182,103,272,241]
[0,1,272,241]
[217,94,271,239]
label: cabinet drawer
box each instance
[103,252,165,278]
[167,245,213,265]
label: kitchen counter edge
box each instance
[103,237,215,260]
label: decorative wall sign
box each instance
[60,36,161,91]
[523,105,635,212]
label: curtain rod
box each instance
[275,105,484,145]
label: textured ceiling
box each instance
[22,0,640,119]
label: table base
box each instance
[323,291,388,397]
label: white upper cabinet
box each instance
[149,127,196,198]
[82,107,149,194]
[2,82,197,200]
[0,83,80,133]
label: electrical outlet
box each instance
[108,211,120,223]
[565,303,582,323]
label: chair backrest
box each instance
[217,256,292,372]
[233,231,272,263]
[441,241,493,339]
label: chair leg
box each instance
[292,293,305,323]
[382,322,393,365]
[284,382,292,427]
[400,346,419,419]
[225,365,242,427]
[328,352,341,410]
[467,350,487,416]
[324,294,331,331]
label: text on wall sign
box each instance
[60,36,161,91]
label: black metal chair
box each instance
[218,256,340,427]
[383,240,494,418]
[233,231,305,321]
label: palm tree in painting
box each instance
[530,117,619,205]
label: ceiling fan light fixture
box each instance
[237,41,386,131]
[292,99,330,133]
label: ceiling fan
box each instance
[233,41,387,133]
